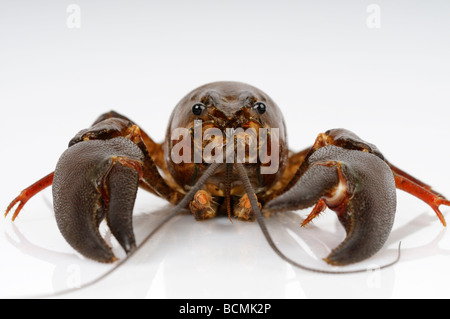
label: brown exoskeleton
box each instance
[5,81,450,270]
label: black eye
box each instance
[192,103,205,116]
[253,102,266,114]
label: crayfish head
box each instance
[164,81,289,196]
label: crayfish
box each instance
[5,81,449,270]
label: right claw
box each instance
[265,145,397,266]
[52,137,144,263]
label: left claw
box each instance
[52,137,144,263]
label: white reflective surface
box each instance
[1,190,450,298]
[1,0,450,299]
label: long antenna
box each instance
[26,162,223,299]
[235,162,401,275]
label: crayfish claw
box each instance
[52,137,144,263]
[105,163,142,254]
[266,145,397,266]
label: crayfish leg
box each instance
[5,172,54,221]
[393,170,449,227]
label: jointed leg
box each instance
[273,129,449,226]
[388,161,450,226]
[5,172,54,221]
[70,111,185,204]
[5,111,185,222]
[264,128,449,265]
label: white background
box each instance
[1,0,450,299]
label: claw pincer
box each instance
[52,137,144,262]
[266,146,397,265]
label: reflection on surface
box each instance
[2,194,448,298]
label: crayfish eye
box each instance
[253,102,266,114]
[192,103,205,116]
